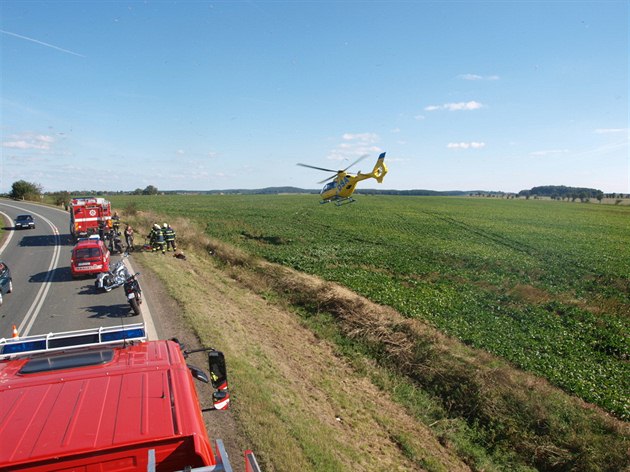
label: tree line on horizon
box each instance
[4,180,629,204]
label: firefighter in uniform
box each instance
[163,223,177,251]
[111,212,121,233]
[148,224,165,254]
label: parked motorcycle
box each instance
[94,254,130,292]
[124,272,142,316]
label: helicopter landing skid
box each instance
[320,197,356,206]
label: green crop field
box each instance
[111,194,629,419]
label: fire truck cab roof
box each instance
[0,325,226,471]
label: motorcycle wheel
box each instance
[103,277,113,292]
[130,297,141,316]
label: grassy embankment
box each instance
[112,195,629,472]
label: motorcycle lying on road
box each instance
[124,272,143,316]
[94,254,130,292]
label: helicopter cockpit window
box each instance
[323,182,336,192]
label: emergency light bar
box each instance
[0,323,147,359]
[71,197,109,205]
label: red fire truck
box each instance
[69,197,113,240]
[0,324,260,472]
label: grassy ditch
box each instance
[122,208,629,471]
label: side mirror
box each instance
[208,351,228,391]
[188,364,209,383]
[212,390,230,410]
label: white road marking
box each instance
[0,200,160,339]
[0,211,16,254]
[123,257,159,340]
[0,203,61,336]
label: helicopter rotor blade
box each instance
[318,173,339,184]
[342,154,369,172]
[296,163,338,173]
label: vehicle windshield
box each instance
[16,215,32,221]
[74,247,101,259]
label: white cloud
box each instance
[594,128,627,134]
[2,134,55,150]
[425,101,484,111]
[342,132,378,143]
[459,74,500,81]
[447,142,486,149]
[329,133,382,162]
[529,149,569,157]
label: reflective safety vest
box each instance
[163,227,176,241]
[149,228,163,243]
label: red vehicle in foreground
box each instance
[70,236,110,277]
[0,324,260,472]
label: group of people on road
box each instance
[147,223,177,254]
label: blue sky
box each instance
[1,1,628,193]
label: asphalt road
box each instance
[0,200,157,340]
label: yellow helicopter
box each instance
[298,152,388,205]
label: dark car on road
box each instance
[14,214,35,230]
[0,261,13,306]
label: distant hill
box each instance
[356,189,474,197]
[58,185,628,199]
[163,187,474,197]
[202,187,318,195]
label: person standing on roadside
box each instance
[163,223,177,251]
[112,212,121,233]
[124,224,135,252]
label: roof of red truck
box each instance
[0,339,214,469]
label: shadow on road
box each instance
[29,267,73,283]
[78,283,98,295]
[85,303,138,319]
[17,233,74,247]
[19,234,63,247]
[58,234,75,246]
